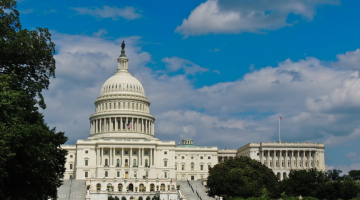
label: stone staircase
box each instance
[176,180,215,200]
[177,180,199,199]
[190,181,215,200]
[57,179,87,200]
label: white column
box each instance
[130,148,132,167]
[267,151,269,167]
[121,148,124,167]
[113,147,115,166]
[302,150,305,168]
[115,117,118,131]
[153,148,156,166]
[279,150,281,168]
[285,150,288,168]
[131,118,134,132]
[141,148,144,166]
[100,148,102,165]
[150,148,152,166]
[272,150,275,168]
[97,147,100,166]
[152,121,155,135]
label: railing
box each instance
[197,190,202,200]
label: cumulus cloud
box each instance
[161,57,209,75]
[175,0,339,37]
[71,6,142,20]
[333,48,360,70]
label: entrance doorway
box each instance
[129,183,134,191]
[191,176,194,180]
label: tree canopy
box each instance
[0,0,67,199]
[207,156,278,199]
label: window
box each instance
[85,172,88,178]
[105,151,108,154]
[70,164,73,169]
[117,151,120,154]
[208,165,211,170]
[191,163,194,171]
[191,157,194,159]
[105,171,108,177]
[208,156,211,159]
[85,151,88,154]
[200,156,203,159]
[164,172,167,178]
[117,171,120,177]
[70,155,73,158]
[182,156,184,159]
[164,161,167,167]
[125,151,128,154]
[164,151,167,155]
[145,151,148,155]
[145,159,148,167]
[175,165,177,170]
[257,153,259,155]
[133,151,137,155]
[85,160,88,166]
[175,156,177,159]
[105,159,108,166]
[146,171,149,178]
[117,159,120,167]
[133,159,137,167]
[200,165,203,170]
[182,165,185,170]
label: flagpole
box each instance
[279,116,281,143]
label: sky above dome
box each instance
[17,0,360,173]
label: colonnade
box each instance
[260,150,322,169]
[218,156,234,163]
[90,117,154,135]
[96,147,156,168]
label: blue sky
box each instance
[16,0,360,173]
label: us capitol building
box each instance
[61,43,326,200]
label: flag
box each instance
[279,116,283,120]
[127,123,131,129]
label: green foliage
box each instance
[349,170,360,180]
[146,196,151,200]
[327,169,343,181]
[152,196,159,200]
[122,197,126,200]
[207,156,278,199]
[139,197,143,200]
[0,0,67,199]
[277,169,360,200]
[108,196,115,200]
[115,196,120,200]
[229,188,270,200]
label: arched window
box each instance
[139,184,145,192]
[118,183,123,192]
[107,183,112,191]
[96,183,101,191]
[150,184,155,191]
[105,159,108,166]
[161,184,165,191]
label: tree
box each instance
[0,0,67,199]
[348,170,360,180]
[326,169,342,181]
[277,169,329,198]
[207,156,278,199]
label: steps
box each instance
[57,180,87,200]
[176,180,216,200]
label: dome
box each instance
[100,72,146,96]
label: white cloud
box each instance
[93,28,108,37]
[71,6,142,20]
[19,9,33,14]
[175,0,339,37]
[161,57,209,75]
[333,48,360,70]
